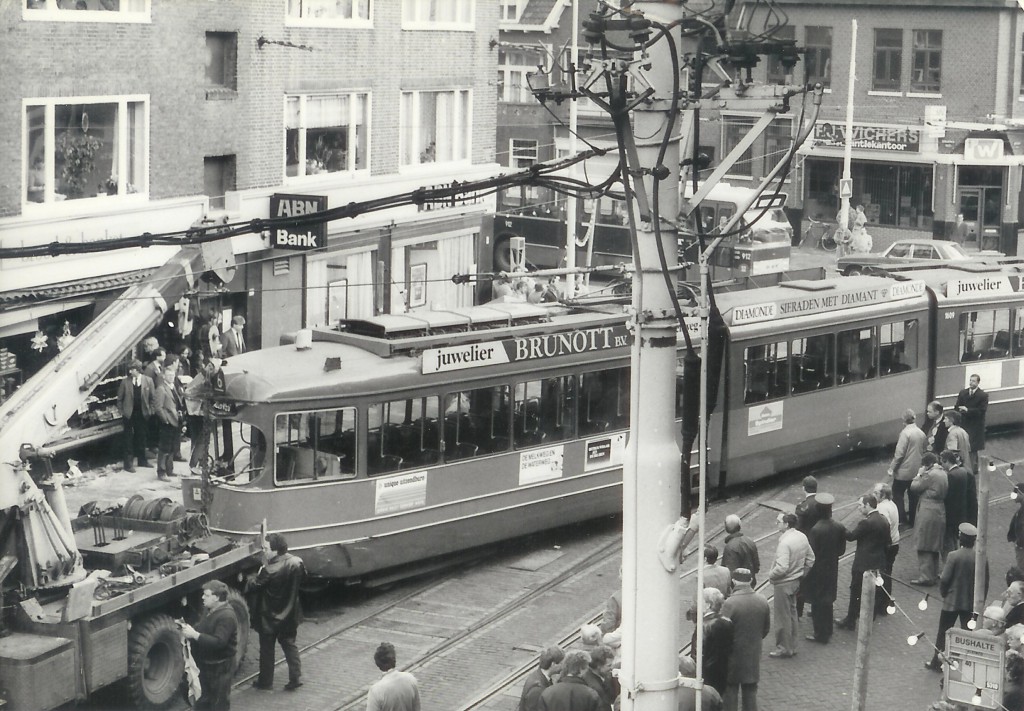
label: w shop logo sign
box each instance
[964,138,1004,162]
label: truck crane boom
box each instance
[0,241,235,591]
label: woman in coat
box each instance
[911,452,949,586]
[689,587,734,695]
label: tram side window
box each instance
[960,309,1012,361]
[880,319,918,374]
[790,334,834,394]
[368,396,441,474]
[274,407,356,484]
[513,376,576,449]
[579,367,629,434]
[443,386,511,461]
[744,341,789,403]
[837,327,878,384]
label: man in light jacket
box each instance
[888,408,927,527]
[768,513,814,659]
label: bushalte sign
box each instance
[813,122,921,153]
[269,193,327,250]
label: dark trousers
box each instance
[892,479,918,526]
[195,659,232,711]
[845,569,872,622]
[810,599,834,641]
[123,411,148,466]
[187,415,206,469]
[876,544,899,615]
[932,609,971,665]
[157,423,179,477]
[258,631,301,686]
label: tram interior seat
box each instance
[369,454,404,475]
[580,419,610,435]
[409,448,440,466]
[489,436,510,452]
[446,441,479,461]
[516,429,548,448]
[961,350,983,361]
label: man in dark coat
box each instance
[152,365,181,482]
[248,533,306,691]
[722,515,760,587]
[721,568,770,711]
[520,646,564,711]
[941,449,978,559]
[539,650,601,711]
[116,359,154,472]
[926,523,988,671]
[180,580,238,711]
[836,494,890,630]
[804,494,847,643]
[1008,488,1024,573]
[955,373,988,473]
[581,645,618,711]
[794,476,820,617]
[921,401,949,455]
[1003,582,1024,628]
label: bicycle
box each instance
[802,217,846,253]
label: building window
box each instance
[872,29,902,91]
[805,26,832,89]
[402,0,473,29]
[205,32,237,92]
[765,25,796,84]
[498,47,544,103]
[510,138,539,169]
[286,0,371,23]
[911,30,942,93]
[722,116,756,178]
[286,93,369,178]
[204,155,235,211]
[25,0,149,21]
[400,89,471,167]
[805,158,933,229]
[500,0,520,22]
[763,119,792,176]
[25,97,146,205]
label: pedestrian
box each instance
[581,645,618,711]
[721,568,770,711]
[943,410,973,473]
[367,642,421,711]
[519,646,564,711]
[184,355,213,471]
[152,365,182,482]
[689,587,733,695]
[116,359,154,472]
[979,605,1007,636]
[941,449,978,560]
[178,580,238,711]
[539,649,601,711]
[803,493,847,643]
[835,493,889,630]
[702,545,733,597]
[1009,489,1024,574]
[925,523,985,671]
[598,569,621,635]
[1004,651,1024,711]
[197,307,222,361]
[872,483,901,618]
[921,400,949,455]
[887,408,927,527]
[910,452,949,586]
[955,373,989,473]
[248,533,306,691]
[952,213,971,246]
[767,512,814,658]
[794,476,820,534]
[1004,582,1024,627]
[722,515,760,588]
[222,315,247,358]
[144,346,168,453]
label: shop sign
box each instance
[964,138,1005,162]
[945,276,1018,299]
[269,193,328,250]
[813,122,920,153]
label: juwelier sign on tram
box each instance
[269,193,327,250]
[421,324,632,375]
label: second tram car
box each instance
[191,265,1023,582]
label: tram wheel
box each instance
[126,613,185,710]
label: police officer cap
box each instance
[959,522,978,537]
[815,493,835,506]
[731,568,753,583]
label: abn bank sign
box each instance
[269,193,328,250]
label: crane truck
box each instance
[0,241,262,711]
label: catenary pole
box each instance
[850,571,877,711]
[838,19,857,246]
[619,3,683,710]
[565,0,579,281]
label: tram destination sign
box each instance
[729,280,926,326]
[422,324,632,374]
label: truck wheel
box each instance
[493,234,513,272]
[225,587,251,673]
[127,613,185,710]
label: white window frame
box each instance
[498,45,548,103]
[510,138,539,169]
[22,94,149,212]
[284,0,373,28]
[500,0,521,22]
[284,91,372,181]
[399,88,472,170]
[24,0,150,23]
[401,0,474,31]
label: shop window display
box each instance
[805,158,932,229]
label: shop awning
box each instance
[0,268,155,310]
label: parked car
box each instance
[836,238,978,275]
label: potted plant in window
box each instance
[100,175,118,196]
[57,127,101,199]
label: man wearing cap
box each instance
[519,645,564,711]
[179,580,238,711]
[722,515,760,588]
[803,493,847,643]
[836,493,890,630]
[721,568,770,711]
[926,522,989,671]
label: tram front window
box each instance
[274,407,356,484]
[204,419,268,485]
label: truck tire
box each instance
[225,587,250,672]
[493,234,513,272]
[127,613,185,710]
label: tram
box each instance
[192,265,1024,582]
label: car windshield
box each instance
[742,208,786,226]
[943,243,970,259]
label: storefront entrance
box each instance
[956,166,1003,251]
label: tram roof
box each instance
[880,263,1024,304]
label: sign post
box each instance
[944,628,1005,708]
